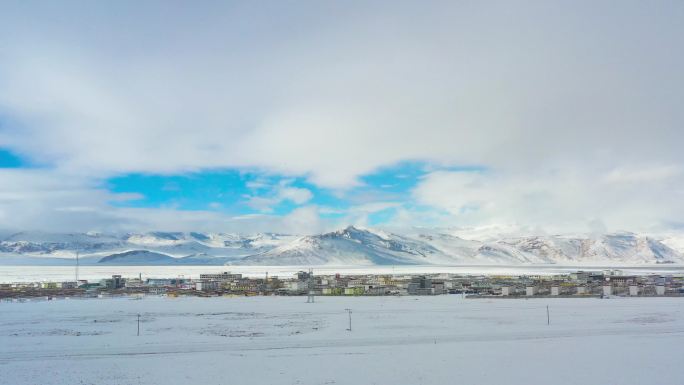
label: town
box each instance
[1,269,683,300]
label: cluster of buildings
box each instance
[495,270,683,297]
[1,269,683,299]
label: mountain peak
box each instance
[1,229,682,266]
[341,225,364,233]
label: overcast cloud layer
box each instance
[0,1,683,235]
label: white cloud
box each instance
[325,201,404,229]
[0,2,683,232]
[245,180,312,213]
[0,2,681,186]
[348,202,402,214]
[412,167,684,234]
[278,186,313,205]
[0,169,331,234]
[604,165,681,184]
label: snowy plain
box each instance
[1,296,683,385]
[2,264,684,283]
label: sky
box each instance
[0,0,683,235]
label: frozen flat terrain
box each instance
[3,264,684,283]
[1,296,683,385]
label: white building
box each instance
[656,285,666,296]
[629,285,639,296]
[602,285,612,296]
[576,286,587,295]
[149,287,166,295]
[501,286,512,296]
[199,272,242,281]
[287,281,307,292]
[195,281,219,291]
[526,286,536,296]
[550,286,560,296]
[125,278,145,288]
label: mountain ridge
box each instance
[1,226,682,266]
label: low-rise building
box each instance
[60,281,78,289]
[602,285,612,296]
[407,276,441,295]
[147,278,187,287]
[125,278,145,288]
[195,280,220,291]
[101,275,125,289]
[287,281,307,292]
[344,287,364,295]
[366,286,389,295]
[199,272,242,281]
[149,287,166,295]
[322,287,344,295]
[40,282,59,289]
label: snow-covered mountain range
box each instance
[0,226,682,266]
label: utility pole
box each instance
[265,271,269,293]
[307,269,315,303]
[75,251,79,283]
[546,305,550,325]
[345,308,352,331]
[137,313,140,336]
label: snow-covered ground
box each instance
[1,296,683,385]
[3,227,683,266]
[3,264,684,283]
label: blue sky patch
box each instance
[104,161,481,223]
[0,148,25,168]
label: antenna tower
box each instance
[306,268,315,303]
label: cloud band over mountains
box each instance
[0,1,683,234]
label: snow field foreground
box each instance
[1,296,683,385]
